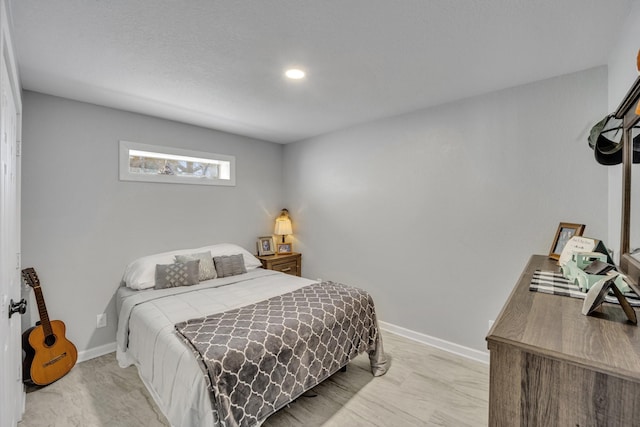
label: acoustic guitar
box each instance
[21,267,77,386]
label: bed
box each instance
[115,243,389,427]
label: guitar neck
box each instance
[32,285,52,337]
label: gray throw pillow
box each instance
[175,251,217,281]
[213,254,247,278]
[155,260,200,289]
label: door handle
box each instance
[9,298,26,318]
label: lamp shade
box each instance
[274,209,293,236]
[274,217,292,236]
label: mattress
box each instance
[116,269,317,427]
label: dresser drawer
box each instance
[272,260,298,276]
[257,252,302,277]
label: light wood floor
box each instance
[18,332,489,427]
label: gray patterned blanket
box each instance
[175,281,389,427]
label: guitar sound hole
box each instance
[44,334,56,347]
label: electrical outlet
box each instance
[96,313,107,328]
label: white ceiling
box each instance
[8,0,634,144]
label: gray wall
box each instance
[20,65,614,356]
[283,67,609,352]
[21,91,284,354]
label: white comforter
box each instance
[116,269,316,427]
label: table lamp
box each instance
[274,209,292,244]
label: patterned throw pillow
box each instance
[155,260,200,289]
[175,251,217,281]
[213,254,247,278]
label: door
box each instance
[0,41,21,427]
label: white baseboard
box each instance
[77,341,117,363]
[379,321,489,365]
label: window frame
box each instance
[119,140,236,186]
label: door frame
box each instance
[0,0,23,423]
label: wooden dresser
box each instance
[486,255,640,426]
[256,252,301,277]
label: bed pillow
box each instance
[122,243,260,290]
[213,254,247,278]
[195,243,262,271]
[155,260,200,289]
[175,251,217,281]
[122,246,201,290]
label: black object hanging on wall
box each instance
[588,114,640,165]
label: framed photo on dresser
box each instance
[548,222,585,260]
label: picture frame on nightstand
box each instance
[277,243,292,254]
[257,236,275,256]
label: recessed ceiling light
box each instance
[285,69,305,80]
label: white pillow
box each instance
[194,243,262,270]
[122,243,261,290]
[122,246,198,290]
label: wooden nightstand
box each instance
[256,252,301,277]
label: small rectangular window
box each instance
[119,141,235,186]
